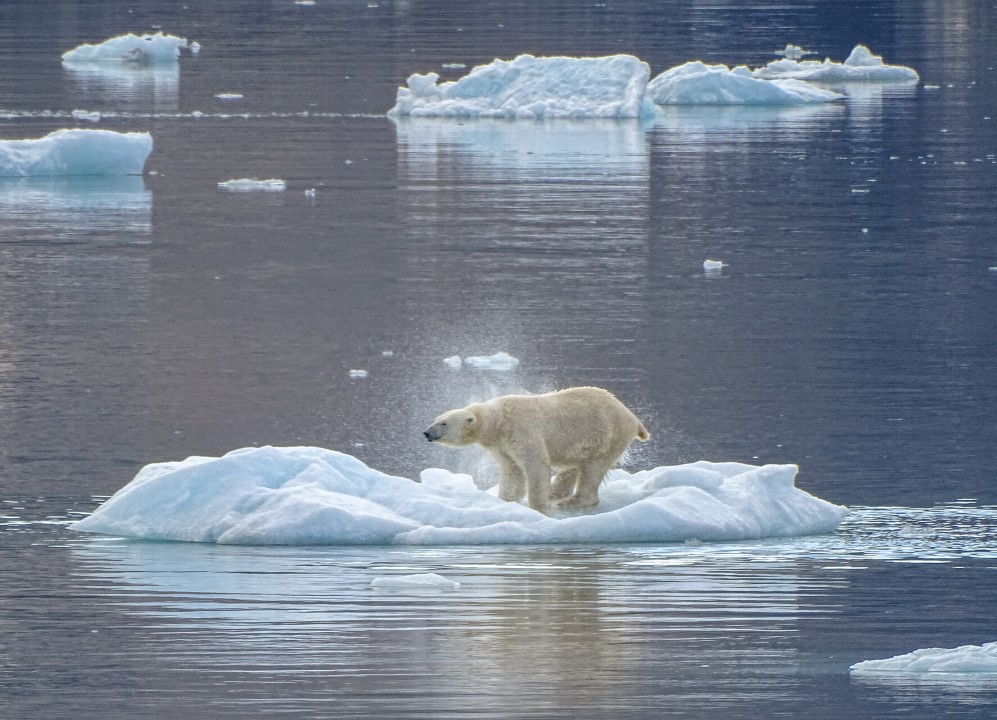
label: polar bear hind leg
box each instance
[550,467,579,502]
[557,458,615,509]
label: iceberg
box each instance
[0,129,152,177]
[647,62,843,105]
[851,642,997,675]
[753,44,920,83]
[70,446,849,546]
[62,32,193,66]
[389,54,654,119]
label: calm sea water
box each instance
[1,1,995,718]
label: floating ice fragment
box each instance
[348,369,368,379]
[71,109,102,123]
[214,92,244,100]
[217,178,287,192]
[442,355,463,368]
[62,32,192,66]
[703,259,726,271]
[189,41,201,55]
[775,44,814,61]
[647,62,842,105]
[295,0,316,5]
[441,63,467,70]
[370,573,460,590]
[753,44,919,83]
[389,54,654,119]
[464,352,520,370]
[304,188,316,198]
[0,129,152,177]
[851,642,997,675]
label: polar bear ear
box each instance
[466,413,477,425]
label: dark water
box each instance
[1,1,996,717]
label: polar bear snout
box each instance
[423,426,441,442]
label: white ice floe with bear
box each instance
[70,445,848,546]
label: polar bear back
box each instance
[476,386,647,466]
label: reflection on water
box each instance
[62,66,180,112]
[0,176,151,241]
[64,538,827,718]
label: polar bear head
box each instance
[423,406,481,446]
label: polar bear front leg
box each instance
[517,452,552,514]
[493,451,526,502]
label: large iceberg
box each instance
[753,44,920,83]
[70,446,848,546]
[647,61,843,105]
[0,129,152,177]
[62,32,192,66]
[851,642,997,675]
[389,54,654,119]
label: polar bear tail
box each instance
[636,422,650,442]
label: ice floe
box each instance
[62,32,194,66]
[753,44,919,83]
[851,642,997,675]
[0,129,152,177]
[647,62,842,105]
[389,54,654,119]
[217,178,287,192]
[69,445,848,546]
[370,573,461,590]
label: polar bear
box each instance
[423,386,650,513]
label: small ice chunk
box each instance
[441,63,467,70]
[753,44,919,83]
[464,352,520,371]
[214,92,244,100]
[295,0,316,5]
[62,32,192,66]
[851,642,997,675]
[348,369,368,379]
[703,259,726,271]
[189,41,201,55]
[217,178,287,192]
[304,188,316,198]
[71,109,102,123]
[442,355,463,368]
[370,573,460,590]
[775,44,814,61]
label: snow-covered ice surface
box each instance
[389,54,655,119]
[62,32,193,66]
[851,642,997,675]
[0,129,152,177]
[647,62,843,105]
[753,44,920,83]
[69,446,848,545]
[217,178,287,192]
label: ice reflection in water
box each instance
[70,539,831,718]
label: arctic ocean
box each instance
[1,1,995,719]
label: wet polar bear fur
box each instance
[423,387,650,513]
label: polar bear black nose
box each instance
[423,429,437,442]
